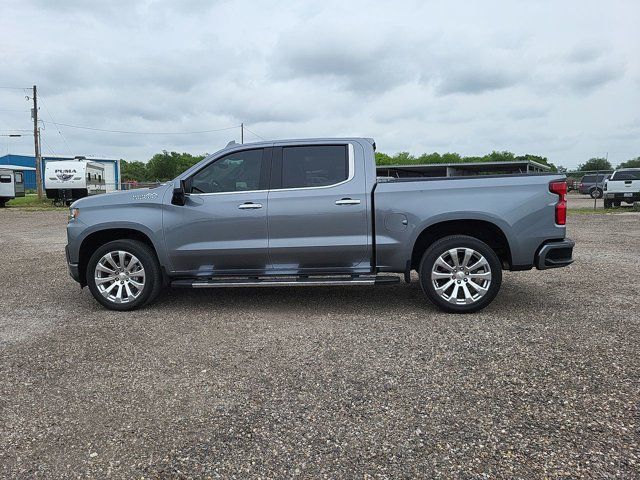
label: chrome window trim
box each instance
[272,143,355,193]
[188,143,354,196]
[189,189,268,197]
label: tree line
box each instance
[375,151,558,171]
[121,150,640,182]
[574,156,640,173]
[121,151,206,182]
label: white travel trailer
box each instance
[44,159,106,205]
[0,167,27,207]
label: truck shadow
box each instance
[148,278,549,316]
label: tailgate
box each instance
[607,180,640,193]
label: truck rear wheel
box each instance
[86,239,162,311]
[419,235,502,314]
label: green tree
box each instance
[577,157,612,172]
[484,151,516,163]
[375,152,394,165]
[441,152,463,163]
[146,151,205,181]
[618,156,640,169]
[120,160,148,182]
[392,152,416,164]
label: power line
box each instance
[243,125,266,141]
[38,93,73,156]
[0,86,30,90]
[40,121,240,135]
[40,134,56,156]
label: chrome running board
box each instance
[171,275,400,288]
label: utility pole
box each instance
[241,122,244,144]
[32,85,43,199]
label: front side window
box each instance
[191,149,263,194]
[281,145,348,189]
[15,172,23,183]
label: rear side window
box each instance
[611,170,640,181]
[0,175,11,183]
[281,145,348,188]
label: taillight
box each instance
[549,181,567,225]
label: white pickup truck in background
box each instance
[604,168,640,208]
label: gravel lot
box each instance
[1,209,638,478]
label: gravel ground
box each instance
[0,209,638,478]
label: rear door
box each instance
[14,171,25,197]
[267,143,370,273]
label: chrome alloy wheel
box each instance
[94,250,146,304]
[431,247,492,305]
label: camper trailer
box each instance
[44,159,106,205]
[0,168,26,207]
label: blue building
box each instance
[0,154,121,191]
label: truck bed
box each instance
[373,173,566,271]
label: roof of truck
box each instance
[223,137,375,148]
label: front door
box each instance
[267,143,370,273]
[163,148,271,276]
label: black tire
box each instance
[419,235,502,314]
[0,199,6,208]
[86,239,162,311]
[604,199,612,209]
[614,201,621,207]
[590,188,603,199]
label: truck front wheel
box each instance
[86,239,162,311]
[419,235,502,314]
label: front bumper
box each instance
[535,239,575,270]
[66,244,81,283]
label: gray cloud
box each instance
[271,29,420,94]
[0,0,638,167]
[435,67,522,95]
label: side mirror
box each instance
[171,179,188,206]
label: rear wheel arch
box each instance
[410,219,512,271]
[78,228,160,286]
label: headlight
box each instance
[69,208,80,221]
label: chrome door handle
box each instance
[238,202,263,210]
[335,198,361,205]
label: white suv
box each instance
[604,168,640,208]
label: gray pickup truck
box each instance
[66,138,574,313]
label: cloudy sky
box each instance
[1,0,638,168]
